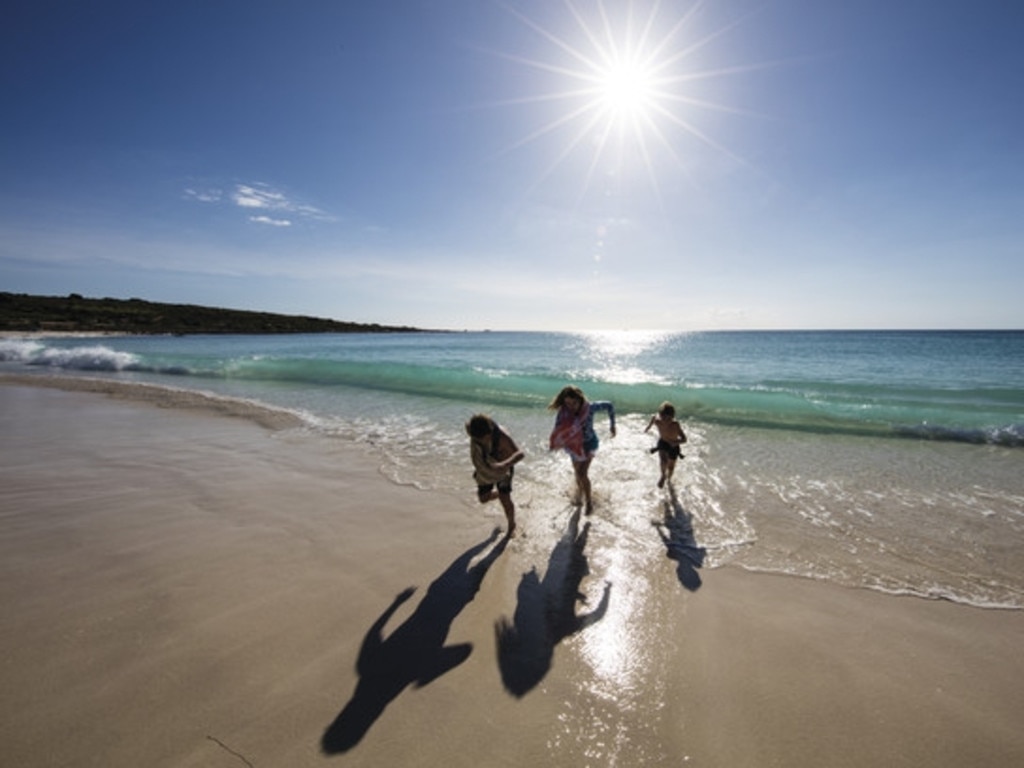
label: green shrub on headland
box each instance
[0,293,425,335]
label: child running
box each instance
[644,401,687,488]
[548,385,616,515]
[466,414,525,536]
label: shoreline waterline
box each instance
[3,371,1021,611]
[3,327,1021,613]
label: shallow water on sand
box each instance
[2,329,1022,609]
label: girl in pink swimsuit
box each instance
[548,385,616,514]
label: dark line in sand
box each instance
[206,735,255,767]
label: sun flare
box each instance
[497,0,750,200]
[595,57,658,120]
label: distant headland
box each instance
[0,292,428,335]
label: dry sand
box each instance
[1,380,1022,767]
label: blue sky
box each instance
[2,0,1022,331]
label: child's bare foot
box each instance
[657,476,666,488]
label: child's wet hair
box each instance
[549,385,586,409]
[659,401,675,418]
[466,414,493,438]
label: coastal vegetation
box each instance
[0,292,424,335]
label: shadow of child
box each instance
[322,527,509,754]
[655,496,706,592]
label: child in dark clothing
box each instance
[466,414,524,536]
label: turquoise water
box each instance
[2,330,1022,444]
[3,330,1023,608]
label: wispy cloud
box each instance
[183,187,223,203]
[233,184,288,210]
[185,181,331,225]
[231,182,330,221]
[249,215,292,227]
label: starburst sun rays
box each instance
[494,0,756,202]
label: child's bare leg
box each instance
[574,459,593,514]
[498,491,517,536]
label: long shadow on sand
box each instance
[321,527,508,754]
[495,509,611,697]
[655,489,707,591]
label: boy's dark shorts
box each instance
[655,439,682,460]
[477,466,514,499]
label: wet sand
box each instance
[2,380,1022,767]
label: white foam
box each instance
[0,339,43,362]
[1,339,140,372]
[33,345,140,371]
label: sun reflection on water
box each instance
[571,329,676,385]
[576,329,675,357]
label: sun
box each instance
[495,0,749,200]
[594,56,658,122]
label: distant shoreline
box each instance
[0,292,431,335]
[0,330,135,339]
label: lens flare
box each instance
[495,0,758,202]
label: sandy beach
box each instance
[2,380,1022,767]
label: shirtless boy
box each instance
[644,401,687,488]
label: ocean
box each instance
[3,330,1022,610]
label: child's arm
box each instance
[591,401,617,436]
[644,415,656,433]
[500,449,525,469]
[675,421,688,445]
[496,430,525,469]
